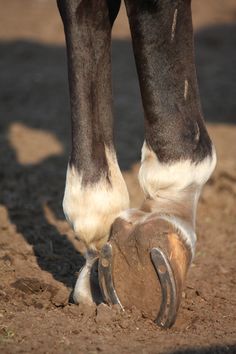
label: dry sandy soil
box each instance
[0,1,236,353]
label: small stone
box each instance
[0,290,7,297]
[96,303,113,324]
[78,302,96,318]
[51,286,69,307]
[118,318,130,329]
[34,302,44,310]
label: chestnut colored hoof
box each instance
[98,217,191,328]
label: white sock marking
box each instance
[73,252,97,305]
[138,141,217,254]
[63,146,129,250]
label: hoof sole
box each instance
[98,243,179,328]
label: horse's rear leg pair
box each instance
[57,0,216,327]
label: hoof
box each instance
[98,217,191,328]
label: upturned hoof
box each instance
[98,216,191,328]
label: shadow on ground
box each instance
[168,344,236,354]
[0,23,235,291]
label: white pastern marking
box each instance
[63,146,129,249]
[73,253,97,305]
[139,141,216,200]
[171,8,178,42]
[138,141,217,255]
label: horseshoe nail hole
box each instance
[158,265,167,274]
[101,258,109,268]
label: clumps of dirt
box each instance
[51,286,70,307]
[12,278,51,294]
[60,300,150,335]
[69,302,148,332]
[11,277,70,308]
[96,303,121,324]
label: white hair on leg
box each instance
[63,145,129,250]
[139,141,216,198]
[73,251,97,305]
[138,141,217,256]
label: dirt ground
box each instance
[0,1,236,353]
